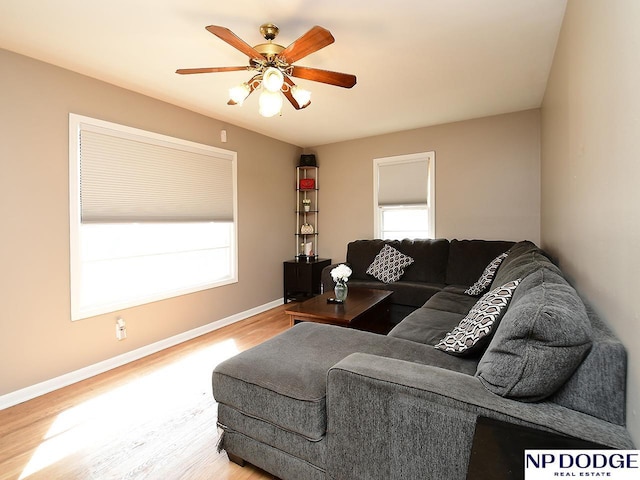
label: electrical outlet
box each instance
[116,318,127,340]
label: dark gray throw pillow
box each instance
[476,268,593,401]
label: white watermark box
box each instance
[525,450,640,479]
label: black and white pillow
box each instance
[366,244,415,284]
[465,253,509,296]
[435,279,520,356]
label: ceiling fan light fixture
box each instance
[178,23,356,117]
[229,83,251,105]
[262,67,284,92]
[291,85,312,108]
[258,89,283,117]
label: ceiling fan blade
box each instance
[278,26,334,64]
[282,77,310,110]
[176,66,249,75]
[206,25,264,61]
[290,66,357,88]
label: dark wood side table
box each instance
[283,257,331,303]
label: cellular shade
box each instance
[377,159,429,206]
[79,126,234,223]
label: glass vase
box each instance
[334,280,348,302]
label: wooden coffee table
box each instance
[285,288,393,334]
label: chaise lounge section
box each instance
[212,239,634,480]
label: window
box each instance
[69,114,237,320]
[379,205,430,240]
[373,152,435,240]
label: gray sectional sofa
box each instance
[212,239,634,480]
[321,238,516,324]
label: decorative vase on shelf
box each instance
[334,280,348,302]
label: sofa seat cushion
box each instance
[213,322,477,440]
[348,279,444,307]
[442,284,471,294]
[476,268,593,401]
[423,290,479,315]
[388,307,466,345]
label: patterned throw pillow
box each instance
[366,244,415,284]
[465,253,509,296]
[435,279,521,356]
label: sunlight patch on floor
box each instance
[19,338,239,479]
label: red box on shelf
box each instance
[299,178,315,190]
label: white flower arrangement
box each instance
[331,264,352,283]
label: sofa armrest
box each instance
[325,353,634,480]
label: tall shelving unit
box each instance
[295,166,319,258]
[283,165,330,303]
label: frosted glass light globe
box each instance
[258,89,283,117]
[262,67,284,93]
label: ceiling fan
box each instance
[176,23,357,117]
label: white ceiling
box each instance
[0,0,566,148]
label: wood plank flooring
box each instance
[0,304,292,480]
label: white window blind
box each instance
[377,160,429,206]
[69,114,238,321]
[79,126,234,223]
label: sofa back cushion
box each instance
[491,240,557,288]
[550,308,628,425]
[445,239,514,286]
[476,268,593,401]
[346,239,449,283]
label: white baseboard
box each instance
[0,298,283,410]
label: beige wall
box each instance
[307,109,541,263]
[541,0,640,442]
[0,49,300,395]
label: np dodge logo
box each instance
[525,450,640,479]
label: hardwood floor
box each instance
[0,304,292,480]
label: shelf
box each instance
[293,255,320,261]
[295,164,319,258]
